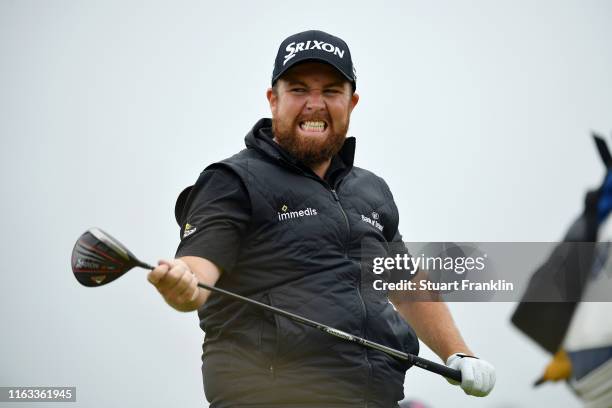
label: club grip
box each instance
[413,356,462,382]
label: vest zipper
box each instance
[266,293,279,381]
[330,189,350,258]
[269,365,275,379]
[330,188,371,407]
[358,272,372,408]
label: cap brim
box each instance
[272,55,355,88]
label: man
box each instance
[147,30,496,407]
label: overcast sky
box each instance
[1,1,611,407]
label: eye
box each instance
[290,88,307,93]
[324,89,341,95]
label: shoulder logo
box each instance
[183,223,197,238]
[278,204,318,221]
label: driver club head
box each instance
[71,227,149,287]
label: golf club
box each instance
[71,227,462,383]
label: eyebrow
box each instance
[284,79,309,87]
[323,80,347,88]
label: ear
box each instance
[349,92,359,113]
[266,88,277,114]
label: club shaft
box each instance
[140,261,460,381]
[191,281,461,382]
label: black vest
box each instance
[178,119,419,408]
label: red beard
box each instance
[272,115,349,167]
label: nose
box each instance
[305,90,325,112]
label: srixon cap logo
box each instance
[283,40,345,65]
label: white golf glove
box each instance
[445,353,496,397]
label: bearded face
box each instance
[267,62,359,168]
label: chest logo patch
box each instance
[277,204,319,221]
[361,212,384,232]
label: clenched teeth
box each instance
[300,121,327,132]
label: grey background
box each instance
[1,0,611,407]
